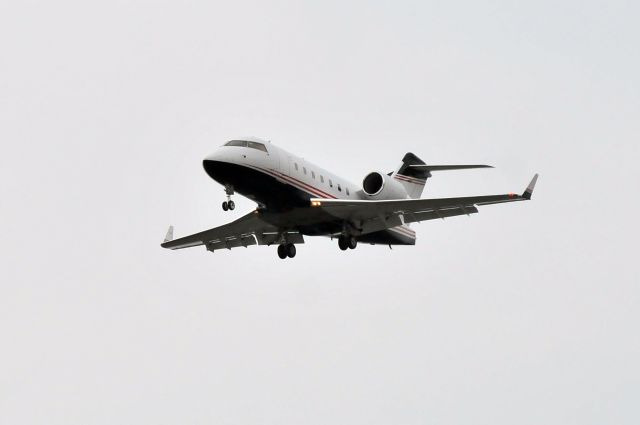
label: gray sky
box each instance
[1,0,639,424]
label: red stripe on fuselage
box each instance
[398,173,426,183]
[250,165,337,199]
[394,174,426,185]
[272,170,337,199]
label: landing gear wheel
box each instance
[277,244,287,259]
[228,200,235,210]
[348,236,357,250]
[286,243,296,258]
[338,236,349,251]
[222,201,229,211]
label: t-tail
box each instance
[391,153,494,199]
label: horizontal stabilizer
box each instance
[409,164,493,171]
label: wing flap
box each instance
[352,205,479,235]
[410,205,479,222]
[205,234,257,251]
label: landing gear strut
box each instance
[338,235,357,251]
[277,243,297,259]
[222,185,235,211]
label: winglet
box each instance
[163,225,174,243]
[522,174,539,200]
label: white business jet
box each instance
[161,137,537,259]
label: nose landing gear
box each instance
[222,185,235,211]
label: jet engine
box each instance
[362,172,408,200]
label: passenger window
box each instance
[329,179,333,188]
[346,188,350,195]
[294,163,298,171]
[338,184,342,192]
[311,171,315,179]
[320,175,324,183]
[303,167,307,175]
[247,141,268,152]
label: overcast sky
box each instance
[1,1,639,424]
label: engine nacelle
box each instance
[362,172,408,200]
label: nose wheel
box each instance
[277,243,297,259]
[222,185,235,211]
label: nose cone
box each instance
[202,148,239,182]
[202,149,223,181]
[202,158,219,181]
[203,149,225,163]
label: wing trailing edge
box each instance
[408,164,494,172]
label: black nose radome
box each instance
[203,159,239,184]
[203,159,221,180]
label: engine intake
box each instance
[363,172,384,195]
[362,172,408,199]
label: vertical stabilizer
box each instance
[391,153,429,199]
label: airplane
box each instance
[161,137,538,259]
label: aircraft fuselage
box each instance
[202,137,416,244]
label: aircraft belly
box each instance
[203,160,310,209]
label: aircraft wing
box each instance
[161,211,303,252]
[309,174,538,232]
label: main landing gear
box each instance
[222,185,235,211]
[338,235,357,251]
[277,243,297,259]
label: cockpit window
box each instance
[224,140,268,153]
[247,141,268,153]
